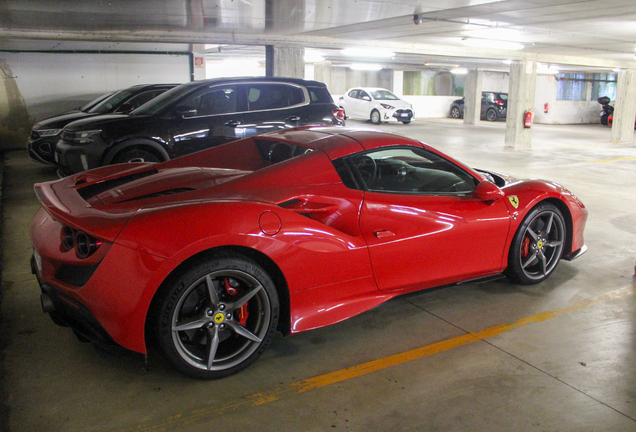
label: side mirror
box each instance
[474,181,504,204]
[362,96,372,101]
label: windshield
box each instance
[499,94,508,101]
[369,89,400,100]
[79,92,114,112]
[88,90,135,114]
[133,83,199,116]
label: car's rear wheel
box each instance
[113,148,161,164]
[486,108,498,122]
[370,109,381,124]
[601,114,609,125]
[154,253,279,379]
[506,203,566,285]
[450,106,461,119]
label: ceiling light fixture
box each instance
[341,48,395,58]
[349,63,383,71]
[461,38,524,50]
[451,68,468,75]
[502,59,513,64]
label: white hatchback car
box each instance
[339,88,414,124]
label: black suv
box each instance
[56,77,345,174]
[27,84,176,165]
[449,91,508,122]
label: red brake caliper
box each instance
[224,278,249,327]
[521,236,531,258]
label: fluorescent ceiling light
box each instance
[451,68,468,75]
[461,38,524,50]
[502,59,513,65]
[425,62,459,67]
[613,68,622,72]
[341,48,395,58]
[350,63,383,71]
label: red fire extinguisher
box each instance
[544,103,548,113]
[524,110,534,128]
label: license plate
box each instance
[400,113,408,117]
[33,249,42,273]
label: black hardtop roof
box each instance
[179,76,328,89]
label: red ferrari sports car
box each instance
[30,127,587,379]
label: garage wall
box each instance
[3,52,191,122]
[534,74,600,124]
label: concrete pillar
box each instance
[505,60,537,149]
[393,71,404,96]
[611,69,636,143]
[0,57,31,151]
[265,46,305,78]
[464,68,483,125]
[191,44,207,81]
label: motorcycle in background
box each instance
[597,96,613,125]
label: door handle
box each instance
[374,230,395,239]
[285,116,301,122]
[225,120,241,127]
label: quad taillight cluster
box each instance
[61,226,102,259]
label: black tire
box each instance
[486,108,498,122]
[450,106,462,119]
[402,120,411,124]
[505,203,566,285]
[153,252,279,379]
[601,114,608,125]
[112,148,161,164]
[370,109,382,124]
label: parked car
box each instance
[339,87,414,124]
[30,126,587,379]
[449,91,508,121]
[27,84,177,165]
[55,77,345,175]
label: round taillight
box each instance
[61,226,75,251]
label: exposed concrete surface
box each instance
[1,119,635,431]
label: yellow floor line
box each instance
[123,284,635,432]
[584,156,636,163]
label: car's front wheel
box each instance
[370,109,382,124]
[506,203,566,285]
[153,253,279,379]
[486,108,498,122]
[450,106,461,119]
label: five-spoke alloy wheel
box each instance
[154,253,279,379]
[506,203,566,285]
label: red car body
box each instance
[30,127,587,378]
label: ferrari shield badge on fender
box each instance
[508,195,520,208]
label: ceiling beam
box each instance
[1,28,632,70]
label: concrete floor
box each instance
[1,118,635,432]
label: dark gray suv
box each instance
[55,77,345,175]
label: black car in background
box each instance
[56,77,345,174]
[27,84,177,164]
[449,91,508,122]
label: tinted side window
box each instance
[347,90,359,98]
[246,84,305,111]
[176,86,238,116]
[308,86,334,103]
[346,147,476,194]
[116,90,163,112]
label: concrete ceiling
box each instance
[1,0,635,72]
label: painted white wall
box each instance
[206,59,265,79]
[3,52,190,121]
[482,72,509,93]
[534,74,601,124]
